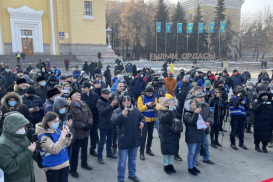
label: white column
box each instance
[0,23,3,55]
[49,0,56,55]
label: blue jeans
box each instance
[155,118,160,136]
[98,129,114,159]
[187,142,202,169]
[117,147,138,181]
[162,155,174,166]
[230,119,245,145]
[203,134,210,161]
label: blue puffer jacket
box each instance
[44,99,54,115]
[111,94,146,150]
[21,94,44,125]
[130,72,145,96]
[231,74,245,89]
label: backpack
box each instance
[166,118,183,133]
[35,133,53,169]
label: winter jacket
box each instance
[156,84,168,98]
[164,77,177,96]
[1,71,15,89]
[162,63,167,72]
[0,75,6,95]
[252,91,273,142]
[53,69,61,80]
[69,101,93,139]
[195,100,214,134]
[97,61,103,69]
[176,72,185,83]
[137,94,158,122]
[111,79,120,93]
[72,70,81,85]
[89,63,95,77]
[104,66,112,83]
[13,84,30,96]
[81,90,99,125]
[0,113,35,182]
[197,73,208,87]
[125,63,133,73]
[183,99,205,143]
[1,92,33,124]
[130,74,145,96]
[157,103,180,155]
[46,75,57,88]
[229,95,249,121]
[26,66,34,73]
[97,97,115,130]
[133,65,137,77]
[231,74,245,89]
[111,94,146,150]
[245,87,257,125]
[242,71,251,81]
[35,85,51,103]
[82,63,90,75]
[174,81,191,103]
[208,96,225,128]
[64,59,70,65]
[208,74,216,84]
[21,95,44,125]
[43,99,54,115]
[257,81,269,92]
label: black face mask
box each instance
[180,72,184,74]
[27,96,34,100]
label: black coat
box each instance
[89,63,95,76]
[81,91,99,125]
[35,85,51,103]
[176,73,185,83]
[46,75,57,88]
[96,97,115,130]
[133,65,137,77]
[157,104,180,155]
[1,72,15,89]
[208,97,225,128]
[252,92,273,142]
[173,81,191,103]
[82,64,89,75]
[111,94,146,150]
[0,75,6,95]
[104,69,111,83]
[21,95,44,125]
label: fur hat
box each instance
[16,78,26,85]
[46,88,61,98]
[37,76,46,83]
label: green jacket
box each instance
[0,113,35,182]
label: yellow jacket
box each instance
[170,63,174,74]
[137,95,158,122]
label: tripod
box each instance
[221,103,230,151]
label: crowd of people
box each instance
[0,59,272,182]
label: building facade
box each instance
[0,0,107,56]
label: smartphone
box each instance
[31,134,38,143]
[63,121,67,127]
[114,96,117,100]
[198,103,202,108]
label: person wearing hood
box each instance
[156,77,168,98]
[44,88,61,115]
[193,92,214,164]
[81,81,99,157]
[53,98,74,182]
[96,88,118,164]
[0,92,33,139]
[125,62,133,74]
[130,72,146,101]
[1,66,16,89]
[14,78,29,96]
[36,76,51,103]
[193,71,203,82]
[82,61,90,75]
[229,86,249,150]
[44,69,52,81]
[69,90,93,178]
[21,86,44,126]
[72,66,81,85]
[164,72,177,96]
[257,77,270,92]
[111,93,145,182]
[245,81,258,133]
[64,57,70,71]
[252,91,273,153]
[111,75,124,93]
[183,99,205,176]
[174,75,191,112]
[137,85,158,160]
[0,113,36,182]
[197,73,208,87]
[35,112,72,182]
[203,80,213,103]
[25,63,34,73]
[46,75,57,89]
[208,88,225,148]
[176,69,185,83]
[104,65,112,88]
[156,97,181,175]
[231,69,245,90]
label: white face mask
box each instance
[16,128,26,135]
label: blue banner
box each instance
[199,23,204,33]
[157,22,161,33]
[210,22,215,33]
[188,23,193,33]
[220,22,226,32]
[177,23,182,33]
[166,23,171,33]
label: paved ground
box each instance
[28,63,273,182]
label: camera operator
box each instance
[229,86,249,150]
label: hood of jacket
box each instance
[53,98,70,115]
[257,91,271,100]
[1,92,23,112]
[2,113,29,136]
[35,123,56,138]
[48,75,57,81]
[14,83,30,92]
[202,73,208,81]
[184,99,194,112]
[118,93,134,110]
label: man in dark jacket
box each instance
[125,62,133,74]
[43,88,61,115]
[162,62,167,73]
[14,78,28,96]
[194,71,203,82]
[221,70,232,88]
[231,69,245,90]
[1,66,15,89]
[69,90,93,178]
[35,76,51,103]
[130,72,145,101]
[242,68,251,83]
[95,74,106,89]
[257,77,270,92]
[46,75,57,88]
[0,74,6,101]
[81,81,99,157]
[104,65,112,88]
[174,75,191,112]
[229,86,249,150]
[89,62,95,80]
[25,63,34,73]
[72,66,81,85]
[96,88,118,164]
[21,86,44,125]
[82,61,90,75]
[194,92,214,164]
[64,57,70,71]
[111,93,146,182]
[67,75,78,90]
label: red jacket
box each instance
[230,72,241,77]
[208,74,216,82]
[63,59,70,64]
[135,73,146,82]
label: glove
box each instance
[82,125,89,131]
